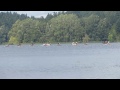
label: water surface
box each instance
[0,43,120,79]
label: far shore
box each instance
[1,41,119,46]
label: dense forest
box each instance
[0,11,120,45]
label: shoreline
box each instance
[1,41,120,46]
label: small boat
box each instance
[57,42,61,46]
[103,41,110,45]
[5,44,9,47]
[43,43,51,46]
[72,42,78,46]
[30,43,34,46]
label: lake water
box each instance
[1,43,120,79]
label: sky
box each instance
[0,11,59,18]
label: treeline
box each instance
[1,11,120,44]
[0,12,28,44]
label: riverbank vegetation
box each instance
[0,11,120,45]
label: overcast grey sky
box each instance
[0,11,59,18]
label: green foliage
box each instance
[0,12,28,29]
[108,25,117,42]
[0,25,8,44]
[46,14,84,42]
[83,34,90,43]
[115,18,120,33]
[9,36,18,44]
[8,18,47,44]
[1,11,120,44]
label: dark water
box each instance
[1,43,120,79]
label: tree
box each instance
[97,18,110,41]
[8,18,47,44]
[115,18,120,33]
[0,25,9,44]
[83,34,90,44]
[108,25,117,42]
[8,36,18,45]
[83,14,100,41]
[46,14,84,42]
[1,11,120,44]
